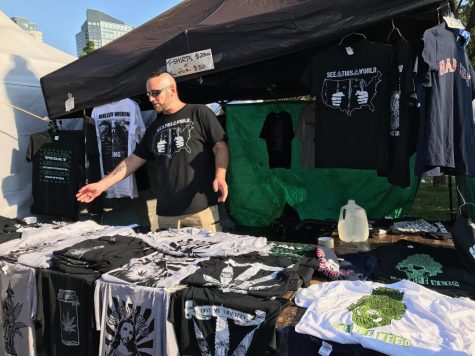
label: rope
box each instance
[0,99,49,121]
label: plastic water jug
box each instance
[338,200,369,242]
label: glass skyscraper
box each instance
[75,9,133,56]
[11,16,43,41]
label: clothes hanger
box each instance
[337,32,367,46]
[47,119,59,133]
[436,1,455,23]
[457,185,475,217]
[386,18,406,43]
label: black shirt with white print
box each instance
[181,255,304,298]
[134,104,226,216]
[169,287,285,356]
[301,39,393,172]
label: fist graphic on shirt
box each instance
[156,139,167,153]
[355,90,368,104]
[174,135,185,149]
[331,91,345,107]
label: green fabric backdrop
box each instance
[226,101,419,227]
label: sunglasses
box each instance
[146,86,170,97]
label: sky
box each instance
[0,0,182,56]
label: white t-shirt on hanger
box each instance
[92,98,146,199]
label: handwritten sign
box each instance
[166,49,214,78]
[443,16,465,30]
[65,93,75,112]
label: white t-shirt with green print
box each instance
[295,280,475,356]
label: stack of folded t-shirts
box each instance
[50,235,155,276]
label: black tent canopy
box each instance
[41,0,448,118]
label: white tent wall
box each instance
[0,11,76,218]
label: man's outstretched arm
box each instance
[76,154,146,203]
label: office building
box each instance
[75,9,133,56]
[11,16,43,41]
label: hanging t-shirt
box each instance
[181,255,302,298]
[414,22,475,177]
[94,280,175,356]
[0,262,36,356]
[101,252,207,288]
[294,280,475,356]
[259,111,294,168]
[26,130,85,219]
[295,102,316,168]
[91,98,146,199]
[134,104,226,216]
[301,39,393,171]
[169,287,284,356]
[369,239,475,299]
[36,269,99,356]
[385,37,414,188]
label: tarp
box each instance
[226,102,419,226]
[41,0,445,118]
[0,11,76,218]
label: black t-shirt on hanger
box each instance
[385,37,414,188]
[301,39,394,172]
[26,130,85,220]
[260,111,294,168]
[415,22,475,177]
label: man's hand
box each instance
[212,141,229,203]
[76,183,104,203]
[213,176,228,203]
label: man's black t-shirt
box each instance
[301,39,393,171]
[134,104,226,216]
[26,130,85,219]
[415,22,475,177]
[260,111,294,168]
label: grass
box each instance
[408,178,457,222]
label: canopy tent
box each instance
[40,0,447,119]
[0,11,76,218]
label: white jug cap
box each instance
[23,216,37,224]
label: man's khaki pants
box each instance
[157,205,221,232]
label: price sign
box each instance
[166,49,214,78]
[65,93,75,112]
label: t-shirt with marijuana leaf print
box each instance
[0,262,36,356]
[169,287,285,356]
[180,255,303,298]
[294,280,475,356]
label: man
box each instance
[77,71,228,231]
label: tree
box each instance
[80,40,95,57]
[456,0,475,64]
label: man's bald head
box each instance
[146,71,184,115]
[148,71,176,88]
